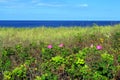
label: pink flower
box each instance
[59,43,64,47]
[96,45,102,50]
[48,44,52,49]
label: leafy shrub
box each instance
[51,56,65,65]
[3,58,34,80]
[112,31,120,51]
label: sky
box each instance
[0,0,120,20]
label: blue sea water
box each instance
[0,20,120,28]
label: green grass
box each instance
[0,25,120,80]
[0,25,119,46]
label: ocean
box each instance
[0,20,120,28]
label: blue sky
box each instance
[0,0,120,20]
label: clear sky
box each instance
[0,0,120,20]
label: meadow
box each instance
[0,25,120,80]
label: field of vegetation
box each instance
[0,25,120,80]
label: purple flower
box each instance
[96,45,102,50]
[59,43,64,47]
[48,44,52,49]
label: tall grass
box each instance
[0,25,120,47]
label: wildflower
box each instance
[90,44,94,48]
[96,45,102,50]
[35,68,38,71]
[100,38,104,43]
[59,43,64,47]
[48,44,52,49]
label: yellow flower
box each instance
[100,38,104,43]
[35,68,37,71]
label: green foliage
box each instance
[41,44,70,62]
[3,58,34,80]
[2,59,11,71]
[97,53,115,79]
[15,44,30,61]
[51,56,65,65]
[41,47,55,61]
[3,71,12,80]
[86,51,115,79]
[92,72,108,80]
[0,49,12,71]
[35,76,41,80]
[76,58,85,65]
[39,72,58,80]
[12,64,27,78]
[118,55,120,63]
[101,53,114,63]
[3,64,27,80]
[112,31,120,51]
[0,26,120,80]
[2,47,15,57]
